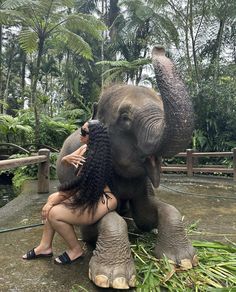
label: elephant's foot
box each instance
[155,243,198,271]
[89,212,136,289]
[89,260,136,289]
[155,201,198,270]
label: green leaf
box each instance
[65,14,105,41]
[18,29,38,53]
[1,0,35,10]
[0,9,23,25]
[58,28,92,60]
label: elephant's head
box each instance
[95,46,194,188]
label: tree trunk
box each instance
[31,37,44,147]
[185,0,193,79]
[20,49,26,109]
[3,43,15,114]
[189,0,199,85]
[208,19,225,80]
[0,25,3,114]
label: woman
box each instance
[22,120,117,265]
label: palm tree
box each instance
[101,0,179,84]
[0,0,106,145]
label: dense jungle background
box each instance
[0,0,235,158]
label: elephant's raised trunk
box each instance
[152,46,194,157]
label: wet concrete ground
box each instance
[0,175,235,291]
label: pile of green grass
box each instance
[132,233,236,291]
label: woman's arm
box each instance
[61,144,87,168]
[42,191,73,220]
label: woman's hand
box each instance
[62,153,86,168]
[41,202,54,222]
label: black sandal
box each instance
[54,251,84,265]
[23,248,53,260]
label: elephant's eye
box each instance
[121,113,129,121]
[119,113,131,129]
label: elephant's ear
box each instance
[91,102,98,119]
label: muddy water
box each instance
[158,175,236,243]
[0,176,235,291]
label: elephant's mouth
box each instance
[144,155,161,188]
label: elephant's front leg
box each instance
[130,194,198,270]
[88,211,136,289]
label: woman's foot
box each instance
[22,246,53,260]
[54,249,84,265]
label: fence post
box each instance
[38,149,50,193]
[233,147,236,182]
[186,149,194,177]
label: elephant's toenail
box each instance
[112,277,129,289]
[192,255,199,267]
[180,259,193,270]
[88,268,92,280]
[129,275,136,287]
[94,275,109,288]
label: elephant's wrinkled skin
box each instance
[56,46,197,289]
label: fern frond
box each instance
[57,27,92,60]
[97,58,150,69]
[0,9,23,25]
[103,69,125,85]
[18,29,38,53]
[97,60,131,68]
[1,0,35,10]
[130,58,151,66]
[77,13,107,31]
[65,14,105,40]
[57,0,75,7]
[15,125,33,133]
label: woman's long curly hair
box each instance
[58,120,114,215]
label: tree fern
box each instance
[59,28,93,59]
[97,58,151,85]
[18,29,38,53]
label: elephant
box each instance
[56,45,198,289]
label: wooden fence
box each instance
[161,148,236,181]
[0,149,50,193]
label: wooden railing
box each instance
[161,148,236,181]
[0,149,50,193]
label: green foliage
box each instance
[0,110,78,149]
[0,114,33,144]
[192,68,236,152]
[0,0,105,58]
[97,58,151,85]
[18,29,38,53]
[0,0,235,153]
[39,115,77,149]
[9,152,58,192]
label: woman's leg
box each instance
[48,213,84,263]
[48,195,117,263]
[22,219,55,259]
